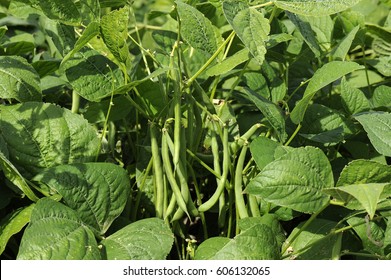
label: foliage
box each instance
[0,0,391,260]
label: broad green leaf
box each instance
[355,112,391,157]
[336,183,388,219]
[243,72,270,99]
[63,48,124,102]
[337,159,391,186]
[176,1,219,56]
[340,77,371,115]
[62,21,100,65]
[100,7,131,66]
[250,136,282,170]
[300,103,356,144]
[331,25,360,60]
[194,237,230,260]
[196,224,280,260]
[101,218,174,260]
[206,48,250,76]
[33,163,131,235]
[238,215,286,246]
[0,102,99,179]
[275,0,361,16]
[0,204,34,255]
[325,160,391,211]
[244,88,287,142]
[38,0,81,26]
[17,198,101,260]
[223,0,270,65]
[367,56,391,77]
[371,85,391,109]
[0,33,35,56]
[0,150,39,201]
[246,146,332,213]
[283,219,339,260]
[291,61,364,124]
[0,56,42,102]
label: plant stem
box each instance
[282,201,330,254]
[186,31,235,87]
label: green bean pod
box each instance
[150,123,164,219]
[234,145,249,219]
[161,130,189,217]
[198,125,230,212]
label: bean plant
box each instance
[0,0,391,260]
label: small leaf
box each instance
[283,219,339,260]
[100,7,131,65]
[63,48,124,102]
[62,21,100,65]
[0,150,39,201]
[33,163,131,235]
[250,136,282,170]
[246,146,332,213]
[244,88,287,142]
[275,0,361,16]
[101,218,174,260]
[331,25,360,60]
[38,0,81,26]
[17,198,101,260]
[371,85,391,109]
[0,102,99,179]
[206,48,250,76]
[0,56,42,102]
[194,237,230,260]
[291,61,364,124]
[195,224,280,260]
[223,0,270,65]
[355,112,391,157]
[286,12,321,57]
[0,204,34,255]
[176,1,220,56]
[336,183,388,219]
[340,77,371,115]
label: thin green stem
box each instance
[186,31,235,87]
[284,123,302,146]
[282,201,330,254]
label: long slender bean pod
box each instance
[234,145,249,219]
[198,125,230,212]
[161,130,189,217]
[150,123,164,219]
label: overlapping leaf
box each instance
[355,112,391,157]
[223,0,270,65]
[275,0,361,16]
[17,198,101,260]
[0,56,42,102]
[63,48,124,101]
[195,224,280,260]
[0,102,99,178]
[246,146,332,213]
[176,1,220,56]
[33,163,131,235]
[101,218,174,260]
